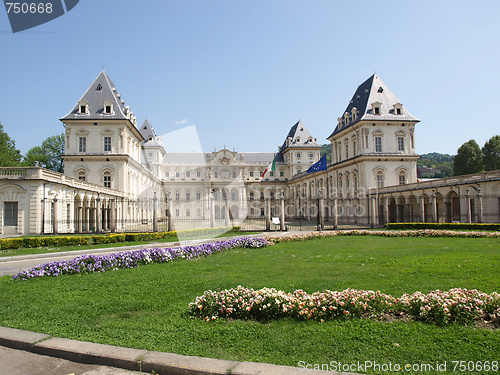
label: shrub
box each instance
[385,223,500,231]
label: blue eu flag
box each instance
[306,155,327,173]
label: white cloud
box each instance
[174,119,189,125]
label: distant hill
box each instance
[417,152,454,178]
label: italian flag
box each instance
[262,155,276,177]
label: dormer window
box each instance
[103,100,113,115]
[371,101,382,115]
[344,112,350,125]
[394,103,403,115]
[78,100,89,115]
[352,107,358,121]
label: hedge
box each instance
[0,226,241,250]
[384,222,500,231]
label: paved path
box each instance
[0,345,146,375]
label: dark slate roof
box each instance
[280,120,320,152]
[140,118,163,148]
[61,70,129,121]
[328,74,419,139]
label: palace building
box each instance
[0,71,498,235]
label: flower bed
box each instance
[13,237,268,281]
[189,286,500,326]
[265,229,500,244]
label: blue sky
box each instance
[0,0,499,156]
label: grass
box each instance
[0,231,261,258]
[1,235,499,374]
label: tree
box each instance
[453,139,483,176]
[482,135,500,171]
[0,121,22,167]
[320,144,332,163]
[23,133,64,173]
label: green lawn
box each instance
[1,235,499,374]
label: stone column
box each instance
[333,198,338,229]
[153,194,158,232]
[318,197,325,231]
[209,193,215,228]
[370,196,377,228]
[477,193,483,223]
[77,205,83,233]
[431,193,437,223]
[383,197,390,224]
[280,195,285,231]
[419,196,426,223]
[110,199,116,233]
[52,197,58,235]
[103,207,108,232]
[265,198,271,231]
[96,197,101,233]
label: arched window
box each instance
[77,170,87,181]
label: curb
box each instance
[0,326,360,375]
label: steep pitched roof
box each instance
[139,119,157,139]
[61,70,129,121]
[280,120,320,152]
[328,74,419,139]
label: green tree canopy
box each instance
[453,139,483,176]
[482,135,500,171]
[0,122,22,167]
[22,133,64,173]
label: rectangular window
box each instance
[186,209,190,217]
[105,105,112,114]
[297,153,301,159]
[232,171,236,178]
[261,208,265,216]
[214,172,218,178]
[104,136,111,152]
[346,144,349,158]
[175,192,180,201]
[80,105,86,114]
[4,202,18,226]
[196,192,201,201]
[186,171,190,178]
[280,171,284,177]
[197,208,201,217]
[309,153,314,158]
[353,141,357,155]
[79,137,86,152]
[103,175,111,188]
[338,145,341,161]
[270,171,274,177]
[196,171,201,178]
[260,192,264,200]
[175,172,180,178]
[375,137,382,152]
[398,137,405,152]
[399,174,406,185]
[396,108,402,115]
[231,192,236,201]
[249,192,254,201]
[186,192,190,201]
[175,209,180,217]
[249,171,254,177]
[165,171,169,178]
[377,174,384,188]
[374,107,380,115]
